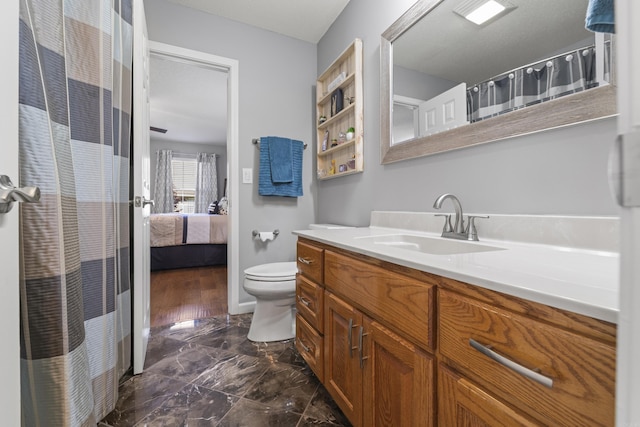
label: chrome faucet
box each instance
[433,193,488,241]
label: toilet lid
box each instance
[244,261,298,281]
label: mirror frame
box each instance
[380,0,617,164]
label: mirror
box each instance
[380,0,617,164]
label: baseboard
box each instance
[235,301,255,314]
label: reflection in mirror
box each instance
[380,0,617,164]
[393,95,422,143]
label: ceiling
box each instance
[149,0,351,146]
[393,0,592,85]
[166,0,351,44]
[150,55,228,145]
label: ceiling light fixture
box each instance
[453,0,514,26]
[466,0,505,24]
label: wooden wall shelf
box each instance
[316,39,363,180]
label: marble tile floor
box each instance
[100,313,351,427]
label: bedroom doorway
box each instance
[146,41,240,321]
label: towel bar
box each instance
[252,138,307,149]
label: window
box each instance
[171,157,197,213]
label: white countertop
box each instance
[293,225,619,324]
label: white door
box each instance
[418,82,468,137]
[132,0,152,375]
[0,1,21,423]
[615,0,640,425]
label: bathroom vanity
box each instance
[294,212,617,427]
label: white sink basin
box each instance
[355,234,504,255]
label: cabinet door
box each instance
[439,364,541,427]
[362,317,434,427]
[324,291,363,426]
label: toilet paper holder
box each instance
[252,229,280,238]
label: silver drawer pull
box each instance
[297,256,313,265]
[297,296,311,307]
[469,338,553,388]
[297,338,311,353]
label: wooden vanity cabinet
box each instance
[295,240,325,380]
[294,238,616,427]
[324,291,435,427]
[323,250,436,427]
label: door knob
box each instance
[0,175,41,214]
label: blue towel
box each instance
[585,0,614,33]
[266,136,293,183]
[259,137,303,197]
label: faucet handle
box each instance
[465,215,489,241]
[435,214,453,233]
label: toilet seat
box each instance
[244,261,297,282]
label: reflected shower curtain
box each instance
[194,152,218,213]
[18,0,132,425]
[467,45,602,123]
[153,149,174,213]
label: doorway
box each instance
[147,41,240,317]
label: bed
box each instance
[150,213,228,271]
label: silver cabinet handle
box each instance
[297,338,311,353]
[0,175,40,214]
[297,256,313,265]
[358,326,369,369]
[469,338,553,388]
[297,295,311,307]
[348,318,354,357]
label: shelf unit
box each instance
[316,39,363,180]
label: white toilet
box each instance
[243,261,298,342]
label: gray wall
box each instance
[394,65,457,100]
[150,139,227,204]
[317,0,620,227]
[145,0,317,303]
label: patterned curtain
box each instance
[153,149,174,213]
[467,44,603,123]
[194,152,218,213]
[18,0,132,424]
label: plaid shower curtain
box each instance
[466,43,608,123]
[19,0,132,424]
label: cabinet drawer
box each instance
[324,251,435,351]
[296,314,323,381]
[439,289,615,427]
[297,241,324,283]
[438,363,541,426]
[296,275,323,332]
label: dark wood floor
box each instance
[150,265,228,328]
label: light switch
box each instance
[242,168,253,184]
